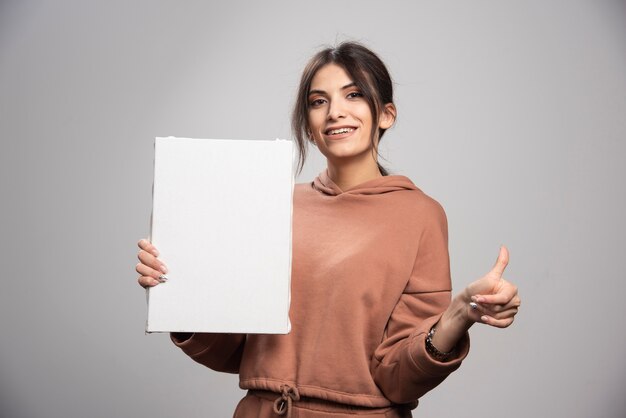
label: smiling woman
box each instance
[292,42,396,181]
[305,63,396,188]
[136,41,521,418]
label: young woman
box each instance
[136,42,521,418]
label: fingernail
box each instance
[481,315,489,323]
[158,274,168,282]
[152,249,159,257]
[471,295,478,302]
[476,296,486,303]
[160,264,168,274]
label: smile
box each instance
[325,127,356,136]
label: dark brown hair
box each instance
[291,41,395,175]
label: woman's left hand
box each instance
[463,246,521,328]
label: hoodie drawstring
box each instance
[272,385,300,418]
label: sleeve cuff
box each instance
[407,315,470,377]
[170,332,215,357]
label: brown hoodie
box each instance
[171,170,469,409]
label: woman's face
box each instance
[307,64,394,167]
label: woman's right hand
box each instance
[136,238,168,288]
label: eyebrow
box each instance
[308,82,357,96]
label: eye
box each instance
[347,91,364,99]
[309,98,326,107]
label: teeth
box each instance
[328,128,354,135]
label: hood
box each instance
[312,169,419,196]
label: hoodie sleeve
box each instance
[370,200,470,404]
[170,332,246,374]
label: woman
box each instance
[136,42,520,417]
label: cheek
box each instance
[351,104,372,125]
[308,113,324,133]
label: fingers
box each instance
[480,314,515,328]
[138,238,160,257]
[135,261,168,288]
[469,304,518,328]
[137,238,168,274]
[472,294,520,319]
[472,304,519,320]
[469,294,521,328]
[473,281,518,305]
[136,238,167,288]
[489,245,509,278]
[138,275,162,288]
[137,250,168,275]
[136,261,165,280]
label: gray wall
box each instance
[1,1,625,417]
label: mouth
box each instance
[324,126,357,137]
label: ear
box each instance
[378,103,397,130]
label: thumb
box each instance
[490,245,509,278]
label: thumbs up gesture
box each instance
[463,246,521,328]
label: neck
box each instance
[326,157,382,192]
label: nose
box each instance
[327,98,346,121]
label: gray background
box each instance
[1,1,625,417]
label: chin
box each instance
[321,144,372,161]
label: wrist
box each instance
[430,296,474,353]
[444,294,475,330]
[459,286,474,306]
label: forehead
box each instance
[309,64,353,91]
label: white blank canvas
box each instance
[146,137,294,334]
